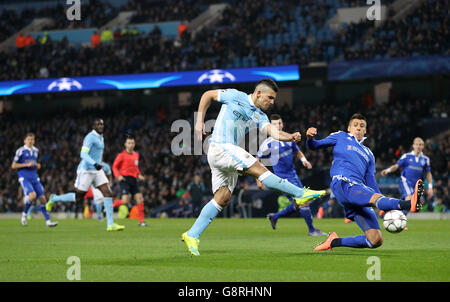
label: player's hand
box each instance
[427,188,433,199]
[195,120,206,141]
[36,163,41,170]
[94,163,103,170]
[118,175,125,182]
[138,174,145,181]
[256,180,265,190]
[306,127,317,140]
[380,169,388,176]
[303,160,312,169]
[291,132,301,142]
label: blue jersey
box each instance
[79,130,104,171]
[256,137,300,179]
[209,89,270,146]
[397,152,431,183]
[307,131,380,193]
[13,145,39,179]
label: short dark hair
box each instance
[93,118,103,125]
[270,114,282,121]
[24,132,35,139]
[348,113,366,124]
[125,133,135,141]
[255,78,279,92]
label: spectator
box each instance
[100,28,113,43]
[187,174,206,217]
[24,35,35,47]
[15,33,26,49]
[91,31,101,48]
[178,21,188,38]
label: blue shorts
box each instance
[399,176,415,199]
[331,177,380,231]
[19,177,44,199]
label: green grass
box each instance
[0,217,449,282]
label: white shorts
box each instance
[75,169,108,192]
[207,142,258,194]
[92,186,104,203]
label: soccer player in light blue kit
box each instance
[256,114,326,236]
[380,137,434,216]
[46,162,112,221]
[181,79,326,256]
[73,118,124,231]
[12,133,58,227]
[307,114,424,251]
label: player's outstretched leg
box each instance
[257,171,326,207]
[373,180,424,213]
[46,193,75,212]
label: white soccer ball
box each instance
[383,210,407,233]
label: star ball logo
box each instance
[47,78,83,91]
[197,69,236,84]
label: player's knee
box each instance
[28,192,37,201]
[214,187,231,207]
[368,234,383,248]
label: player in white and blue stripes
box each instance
[381,137,434,215]
[12,133,58,227]
[181,78,326,256]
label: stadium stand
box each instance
[0,0,448,80]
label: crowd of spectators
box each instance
[0,94,448,215]
[0,0,447,81]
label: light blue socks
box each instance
[52,193,76,202]
[103,197,114,227]
[258,171,305,198]
[187,200,222,239]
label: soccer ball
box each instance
[383,210,407,233]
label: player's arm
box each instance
[11,149,35,169]
[380,164,399,176]
[264,124,301,142]
[112,154,124,181]
[195,89,220,140]
[365,157,381,194]
[305,128,338,150]
[296,150,312,169]
[11,161,35,169]
[80,138,101,170]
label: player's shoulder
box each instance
[331,130,345,137]
[399,153,409,160]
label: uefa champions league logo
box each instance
[47,78,83,91]
[197,69,236,84]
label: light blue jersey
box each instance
[209,89,270,146]
[77,161,111,175]
[79,130,104,171]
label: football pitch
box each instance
[0,218,449,282]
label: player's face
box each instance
[125,139,135,151]
[270,119,283,131]
[413,139,424,153]
[24,135,35,147]
[256,89,276,112]
[93,120,104,134]
[347,119,367,141]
